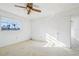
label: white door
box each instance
[71,16,79,48]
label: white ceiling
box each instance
[0,3,79,19]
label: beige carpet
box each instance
[0,40,79,56]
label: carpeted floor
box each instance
[0,40,79,56]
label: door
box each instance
[71,16,79,48]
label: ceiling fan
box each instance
[15,3,41,15]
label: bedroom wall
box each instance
[0,9,31,47]
[31,15,71,48]
[31,17,58,42]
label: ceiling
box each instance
[0,3,79,19]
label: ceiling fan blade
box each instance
[31,8,41,12]
[15,5,26,8]
[27,9,31,14]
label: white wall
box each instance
[31,16,71,48]
[31,17,57,41]
[0,9,31,47]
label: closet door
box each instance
[71,16,79,48]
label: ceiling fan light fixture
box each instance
[15,3,42,15]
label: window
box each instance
[0,17,21,31]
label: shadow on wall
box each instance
[43,33,66,47]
